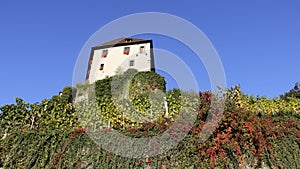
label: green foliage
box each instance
[280,82,300,100]
[60,86,74,104]
[0,98,31,138]
[1,101,299,168]
[167,89,182,117]
[224,85,300,117]
[95,76,112,99]
[85,69,168,129]
[0,87,80,140]
[1,73,300,168]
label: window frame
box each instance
[99,64,104,70]
[140,46,145,53]
[129,60,134,67]
[124,47,130,55]
[102,49,108,58]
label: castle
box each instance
[86,37,155,83]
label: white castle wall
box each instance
[88,42,152,83]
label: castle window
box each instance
[99,64,104,70]
[129,60,134,67]
[124,47,130,55]
[140,46,145,53]
[102,50,108,58]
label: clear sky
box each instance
[0,1,299,106]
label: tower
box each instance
[86,37,155,83]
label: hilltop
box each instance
[0,70,299,168]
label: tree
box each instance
[60,86,75,104]
[280,82,300,100]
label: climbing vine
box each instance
[0,73,299,168]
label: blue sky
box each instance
[0,1,299,106]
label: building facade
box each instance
[86,37,155,83]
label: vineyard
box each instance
[0,69,299,168]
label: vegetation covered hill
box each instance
[0,70,299,168]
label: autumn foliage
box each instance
[0,72,299,168]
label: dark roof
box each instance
[93,37,151,49]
